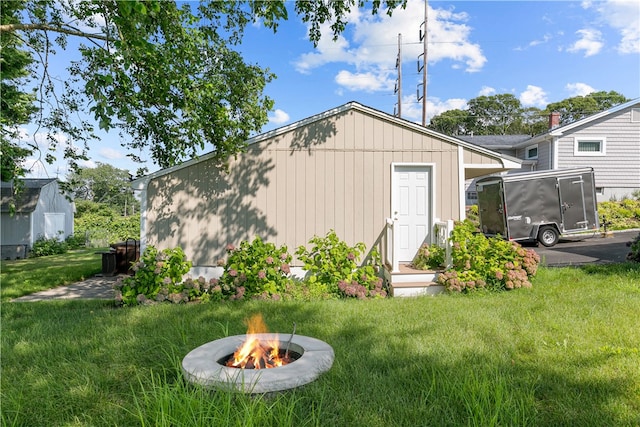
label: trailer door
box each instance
[477,180,507,237]
[557,175,588,232]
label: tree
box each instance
[466,94,525,135]
[428,109,469,135]
[0,0,407,176]
[0,0,38,181]
[67,163,138,216]
[428,91,629,136]
[544,91,629,125]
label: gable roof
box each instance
[133,102,521,188]
[521,98,640,146]
[0,179,56,213]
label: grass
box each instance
[0,248,104,301]
[1,257,640,426]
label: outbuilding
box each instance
[1,179,75,259]
[132,102,521,278]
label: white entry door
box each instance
[392,165,432,261]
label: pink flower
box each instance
[266,256,274,264]
[281,264,290,274]
[226,243,235,251]
[229,269,238,277]
[258,270,266,279]
[280,253,287,260]
[347,252,355,261]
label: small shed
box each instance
[1,179,75,259]
[132,102,521,275]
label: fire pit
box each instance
[183,314,334,393]
[182,333,334,393]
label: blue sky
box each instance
[22,0,640,178]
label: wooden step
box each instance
[390,281,445,297]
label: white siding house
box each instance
[461,99,640,203]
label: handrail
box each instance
[385,218,399,272]
[432,219,454,268]
[372,218,398,273]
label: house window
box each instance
[525,144,538,160]
[467,191,478,201]
[595,187,605,195]
[574,137,606,156]
[632,108,640,123]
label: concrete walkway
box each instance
[12,275,121,302]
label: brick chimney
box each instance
[549,112,560,129]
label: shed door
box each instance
[392,165,432,262]
[44,213,66,240]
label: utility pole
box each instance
[417,0,428,126]
[395,33,402,118]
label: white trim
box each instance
[525,144,538,160]
[574,136,606,156]
[458,146,465,219]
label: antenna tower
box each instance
[394,33,402,118]
[417,0,428,126]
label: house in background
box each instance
[1,179,75,259]
[461,98,640,204]
[132,102,521,295]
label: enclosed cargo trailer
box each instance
[476,168,599,247]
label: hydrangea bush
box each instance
[296,230,386,299]
[437,220,540,293]
[411,243,446,270]
[115,246,193,305]
[218,236,293,300]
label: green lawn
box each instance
[1,248,104,301]
[1,257,639,426]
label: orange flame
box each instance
[226,314,289,369]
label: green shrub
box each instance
[30,235,68,257]
[74,200,140,246]
[437,220,540,293]
[296,230,386,299]
[64,234,86,249]
[412,243,446,270]
[115,246,193,306]
[598,199,640,230]
[218,237,293,300]
[627,232,640,262]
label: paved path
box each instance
[12,275,121,302]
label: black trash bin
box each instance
[110,239,140,275]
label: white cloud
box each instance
[568,29,604,57]
[478,86,496,96]
[565,82,596,97]
[294,0,486,93]
[399,95,467,124]
[334,70,394,92]
[595,0,640,54]
[519,85,548,107]
[268,109,290,125]
[99,147,124,160]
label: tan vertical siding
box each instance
[146,107,508,266]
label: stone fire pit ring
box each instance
[182,333,334,393]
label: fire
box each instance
[226,314,292,369]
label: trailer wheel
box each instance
[538,226,559,247]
